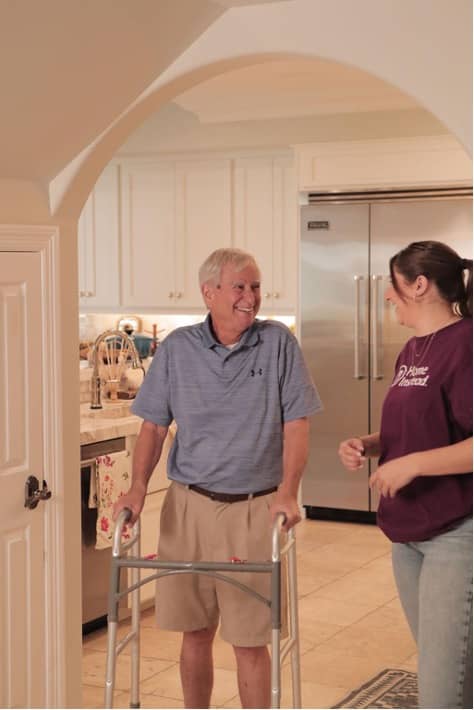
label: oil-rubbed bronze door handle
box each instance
[24,476,52,509]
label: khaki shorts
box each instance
[155,481,287,647]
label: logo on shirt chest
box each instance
[391,364,430,388]
[250,368,263,377]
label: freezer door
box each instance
[369,197,473,510]
[301,203,371,511]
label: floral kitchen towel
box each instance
[95,450,132,550]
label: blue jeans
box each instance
[392,516,473,709]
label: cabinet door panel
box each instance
[127,490,167,607]
[121,162,176,308]
[234,157,274,304]
[272,157,297,311]
[175,160,232,308]
[78,165,120,308]
[234,156,296,313]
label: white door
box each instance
[0,252,49,707]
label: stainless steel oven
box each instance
[80,436,129,633]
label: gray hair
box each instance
[198,248,259,287]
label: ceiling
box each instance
[173,58,419,123]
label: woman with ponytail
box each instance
[339,241,472,709]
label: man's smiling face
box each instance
[203,262,261,342]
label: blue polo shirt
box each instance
[131,316,322,493]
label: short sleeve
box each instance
[131,339,173,426]
[278,331,323,422]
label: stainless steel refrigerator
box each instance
[300,191,473,521]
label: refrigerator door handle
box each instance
[353,275,365,379]
[371,274,384,380]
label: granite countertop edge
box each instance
[80,404,142,445]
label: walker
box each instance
[104,509,302,709]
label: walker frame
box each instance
[104,509,302,709]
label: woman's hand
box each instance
[369,458,416,497]
[338,438,366,471]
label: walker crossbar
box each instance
[104,509,302,709]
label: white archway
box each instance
[51,0,472,218]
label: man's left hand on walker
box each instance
[369,457,416,498]
[270,491,301,531]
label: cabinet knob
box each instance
[176,292,182,299]
[80,290,85,298]
[264,292,272,299]
[169,292,174,299]
[273,292,280,299]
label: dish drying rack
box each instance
[90,329,144,407]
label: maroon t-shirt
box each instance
[377,317,473,543]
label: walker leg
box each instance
[288,537,301,708]
[129,521,141,708]
[271,627,281,709]
[271,558,281,708]
[129,562,141,707]
[105,620,118,708]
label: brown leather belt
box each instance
[188,484,277,504]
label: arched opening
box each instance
[78,55,472,706]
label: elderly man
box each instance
[114,247,321,708]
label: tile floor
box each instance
[82,518,417,708]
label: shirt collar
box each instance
[201,313,260,349]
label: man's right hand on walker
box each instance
[112,481,147,526]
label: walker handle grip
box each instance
[275,512,287,529]
[116,507,132,526]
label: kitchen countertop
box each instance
[80,401,142,445]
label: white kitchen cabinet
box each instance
[120,158,232,311]
[233,155,297,313]
[295,136,472,192]
[133,489,167,606]
[78,164,120,308]
[124,428,173,608]
[174,159,232,309]
[121,161,176,309]
[125,427,174,495]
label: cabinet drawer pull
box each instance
[264,292,271,299]
[273,292,280,299]
[176,292,182,299]
[168,292,174,299]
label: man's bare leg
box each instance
[234,645,271,709]
[180,626,217,709]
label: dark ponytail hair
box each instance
[389,240,473,317]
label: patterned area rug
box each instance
[333,668,418,709]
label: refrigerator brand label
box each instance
[308,220,329,230]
